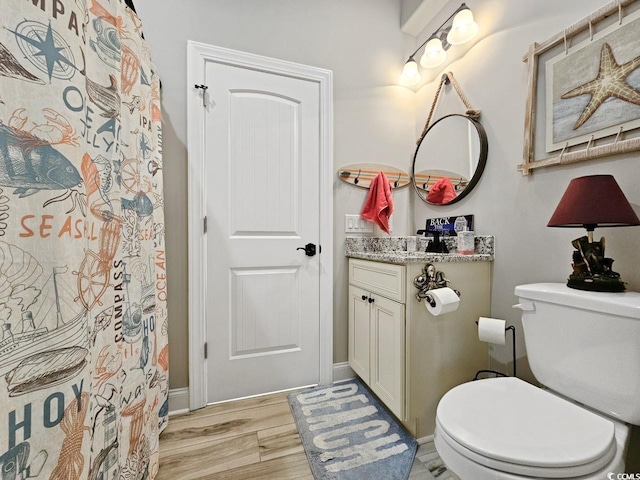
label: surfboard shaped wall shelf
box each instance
[338,164,410,190]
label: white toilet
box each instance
[434,283,640,479]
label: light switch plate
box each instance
[345,214,373,233]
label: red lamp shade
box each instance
[548,175,640,230]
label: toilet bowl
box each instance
[434,377,627,479]
[433,283,640,479]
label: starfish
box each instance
[561,43,640,130]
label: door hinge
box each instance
[204,216,207,233]
[204,342,208,360]
[194,84,208,107]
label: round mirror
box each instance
[412,114,488,205]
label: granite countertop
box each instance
[345,236,494,265]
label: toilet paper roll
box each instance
[425,287,460,316]
[478,317,506,345]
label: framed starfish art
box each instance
[520,0,640,175]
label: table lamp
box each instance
[547,174,640,292]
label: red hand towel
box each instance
[361,172,394,234]
[427,177,457,204]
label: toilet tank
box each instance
[514,283,640,425]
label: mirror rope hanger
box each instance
[412,70,488,206]
[417,71,481,145]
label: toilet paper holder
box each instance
[413,263,460,306]
[473,322,517,379]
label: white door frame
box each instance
[186,41,333,410]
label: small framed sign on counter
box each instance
[425,215,474,236]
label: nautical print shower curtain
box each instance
[0,0,168,478]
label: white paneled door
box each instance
[202,54,324,403]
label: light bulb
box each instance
[446,8,478,45]
[420,38,447,68]
[399,59,421,86]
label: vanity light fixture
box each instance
[547,174,640,292]
[399,3,479,86]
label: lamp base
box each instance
[567,274,626,292]
[567,235,626,292]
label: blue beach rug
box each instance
[288,378,417,480]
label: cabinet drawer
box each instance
[349,259,405,303]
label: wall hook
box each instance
[394,172,401,188]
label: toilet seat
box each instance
[435,377,617,478]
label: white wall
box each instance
[136,0,417,388]
[412,0,640,376]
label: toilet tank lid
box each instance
[515,283,640,319]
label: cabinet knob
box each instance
[368,297,375,304]
[361,295,368,301]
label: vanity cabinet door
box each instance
[369,294,405,419]
[348,282,405,420]
[348,285,371,381]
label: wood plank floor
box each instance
[158,388,454,479]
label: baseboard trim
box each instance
[168,387,190,416]
[416,434,435,445]
[171,363,354,415]
[332,362,355,382]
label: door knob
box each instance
[296,243,317,256]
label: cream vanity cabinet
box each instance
[348,257,491,439]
